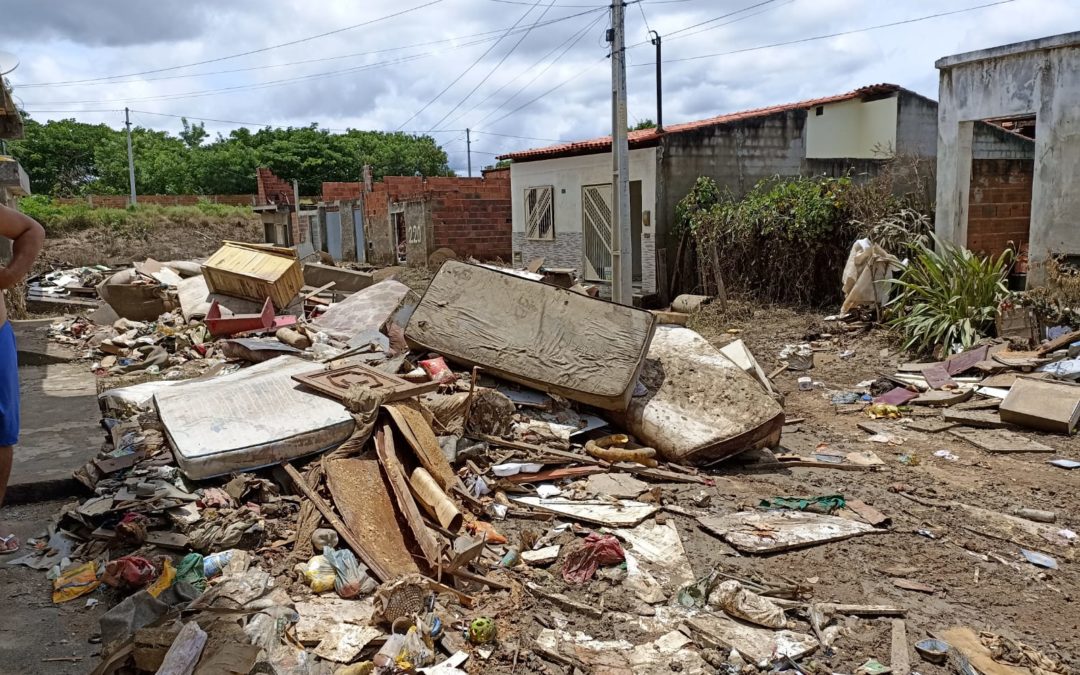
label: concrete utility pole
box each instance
[124,107,137,206]
[466,128,472,178]
[609,1,633,305]
[650,31,663,132]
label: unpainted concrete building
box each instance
[935,32,1080,286]
[500,84,940,302]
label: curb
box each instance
[5,478,89,506]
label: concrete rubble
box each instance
[9,242,1079,675]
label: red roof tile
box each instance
[498,83,903,161]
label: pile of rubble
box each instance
[11,243,1072,675]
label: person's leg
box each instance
[0,322,19,552]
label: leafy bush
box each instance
[677,175,856,305]
[886,236,1013,355]
[18,195,256,236]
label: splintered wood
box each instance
[324,457,419,577]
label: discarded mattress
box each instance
[312,279,412,342]
[613,326,784,464]
[154,356,354,479]
[406,261,656,411]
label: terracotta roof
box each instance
[498,83,903,161]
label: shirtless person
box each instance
[0,203,45,553]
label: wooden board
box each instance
[511,496,657,527]
[911,387,973,406]
[384,401,460,491]
[905,418,958,433]
[405,260,657,411]
[942,409,1007,428]
[945,345,989,375]
[686,615,819,668]
[697,510,876,553]
[937,627,1031,675]
[948,427,1054,453]
[845,499,890,526]
[293,363,439,403]
[922,363,956,390]
[1037,328,1080,356]
[324,457,420,578]
[373,425,442,568]
[1000,377,1080,434]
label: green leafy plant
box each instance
[886,236,1013,355]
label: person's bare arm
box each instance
[0,203,45,290]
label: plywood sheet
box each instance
[948,427,1054,453]
[294,364,438,403]
[325,458,419,576]
[405,261,656,410]
[313,279,411,342]
[512,496,657,527]
[616,326,784,464]
[384,401,459,491]
[1000,377,1080,434]
[698,510,876,553]
[155,356,354,480]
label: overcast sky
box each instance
[1,0,1075,173]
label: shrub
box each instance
[886,236,1013,355]
[17,195,255,236]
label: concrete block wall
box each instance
[966,158,1033,259]
[972,123,1035,160]
[512,232,584,273]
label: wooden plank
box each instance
[845,499,890,527]
[891,619,910,675]
[948,427,1054,453]
[698,510,877,553]
[936,627,1031,675]
[324,457,420,579]
[385,402,460,491]
[1037,328,1080,355]
[944,345,989,375]
[506,465,607,484]
[405,260,656,411]
[911,387,973,406]
[374,425,442,569]
[511,496,657,527]
[942,409,1008,428]
[284,462,396,582]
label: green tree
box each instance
[8,117,114,195]
[631,119,657,131]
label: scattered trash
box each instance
[933,449,959,461]
[467,617,497,645]
[915,638,951,664]
[713,580,786,628]
[562,533,626,584]
[1020,549,1057,569]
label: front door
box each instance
[582,183,612,281]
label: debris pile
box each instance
[12,243,1076,674]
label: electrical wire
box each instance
[396,0,568,130]
[427,0,558,131]
[471,130,564,143]
[634,0,1019,65]
[17,11,610,90]
[16,0,446,88]
[437,11,605,132]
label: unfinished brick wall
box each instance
[55,194,256,208]
[256,167,293,206]
[967,158,1034,259]
[334,169,511,265]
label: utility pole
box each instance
[466,128,472,178]
[609,1,633,305]
[650,31,663,132]
[124,107,137,206]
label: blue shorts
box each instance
[0,322,18,447]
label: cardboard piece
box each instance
[1000,377,1080,434]
[406,261,656,411]
[615,326,785,464]
[302,262,374,294]
[202,241,303,309]
[154,356,355,480]
[698,510,876,553]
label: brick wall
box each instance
[256,167,293,206]
[967,158,1034,259]
[342,170,511,264]
[55,194,256,208]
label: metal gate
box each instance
[582,183,613,281]
[325,210,343,261]
[352,206,366,263]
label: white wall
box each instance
[805,96,898,159]
[509,147,658,293]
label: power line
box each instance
[479,54,608,131]
[439,11,605,133]
[472,12,607,130]
[16,0,446,88]
[18,12,609,90]
[472,130,564,143]
[634,0,1019,65]
[396,0,572,130]
[428,0,558,131]
[636,0,652,34]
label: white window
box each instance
[525,186,555,240]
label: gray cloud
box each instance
[4,0,1076,173]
